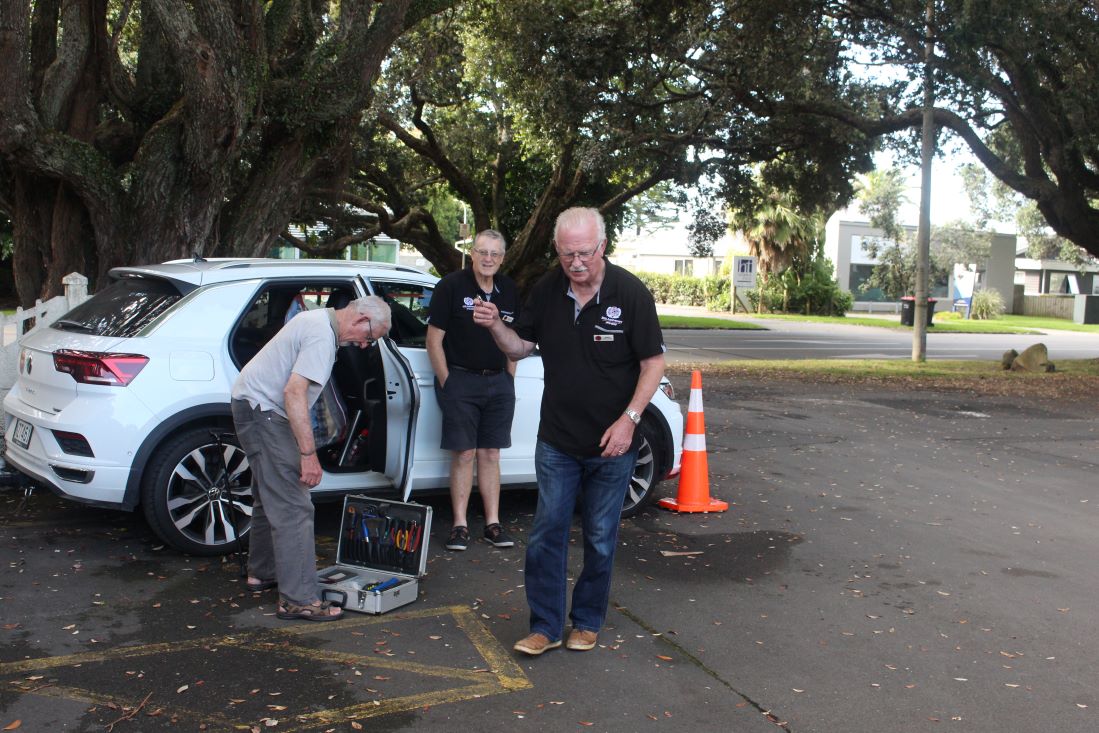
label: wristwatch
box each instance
[624,408,641,425]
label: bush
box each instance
[636,263,847,316]
[970,289,1004,320]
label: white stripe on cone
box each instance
[683,433,706,451]
[688,388,704,412]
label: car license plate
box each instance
[11,419,33,449]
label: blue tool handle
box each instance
[370,577,401,593]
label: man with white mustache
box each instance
[472,206,666,656]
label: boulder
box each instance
[1009,343,1055,373]
[1001,349,1019,370]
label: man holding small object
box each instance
[472,207,666,655]
[231,296,391,622]
[427,229,521,551]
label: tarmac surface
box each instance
[2,369,1098,732]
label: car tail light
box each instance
[53,350,149,386]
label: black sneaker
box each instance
[446,526,470,551]
[483,523,515,548]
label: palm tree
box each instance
[732,191,824,312]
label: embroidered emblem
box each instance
[463,296,475,307]
[606,306,622,319]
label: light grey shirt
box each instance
[231,308,338,417]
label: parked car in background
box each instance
[3,258,683,555]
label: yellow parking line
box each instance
[0,605,531,731]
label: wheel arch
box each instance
[641,404,674,478]
[122,403,235,510]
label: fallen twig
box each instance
[105,692,153,732]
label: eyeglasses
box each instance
[365,319,377,346]
[556,246,601,263]
[472,248,504,260]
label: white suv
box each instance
[3,258,682,555]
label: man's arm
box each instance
[626,353,666,417]
[426,324,448,385]
[472,300,535,361]
[284,373,323,487]
[598,352,666,456]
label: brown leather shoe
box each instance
[513,632,562,656]
[566,629,598,651]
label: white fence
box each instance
[1,273,91,424]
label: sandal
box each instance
[246,578,277,592]
[276,600,343,622]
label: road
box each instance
[662,314,1099,362]
[2,372,1097,731]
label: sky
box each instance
[856,149,1015,233]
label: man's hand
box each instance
[599,414,636,458]
[471,297,500,327]
[300,453,322,487]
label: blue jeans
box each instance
[525,440,637,641]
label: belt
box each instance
[451,365,503,376]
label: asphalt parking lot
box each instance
[2,370,1098,732]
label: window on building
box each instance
[674,259,693,276]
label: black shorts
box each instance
[435,369,516,451]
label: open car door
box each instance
[371,336,420,500]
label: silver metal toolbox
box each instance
[317,494,431,614]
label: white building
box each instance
[823,213,1017,312]
[608,221,746,276]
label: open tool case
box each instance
[317,495,432,614]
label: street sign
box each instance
[733,256,758,289]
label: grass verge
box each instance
[666,358,1099,402]
[659,315,764,330]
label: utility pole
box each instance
[913,0,936,362]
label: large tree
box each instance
[823,0,1099,260]
[290,0,880,287]
[0,0,451,305]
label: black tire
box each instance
[140,426,253,556]
[621,416,669,518]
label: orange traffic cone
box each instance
[658,370,728,513]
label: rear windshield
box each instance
[54,277,188,337]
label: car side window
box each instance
[367,280,433,347]
[230,281,357,368]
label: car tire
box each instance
[141,426,253,556]
[621,416,668,518]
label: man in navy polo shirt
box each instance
[472,207,666,656]
[427,229,521,551]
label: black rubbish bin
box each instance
[900,296,937,326]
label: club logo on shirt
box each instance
[463,296,476,310]
[601,305,623,327]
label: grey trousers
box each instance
[231,399,320,606]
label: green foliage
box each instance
[855,168,909,242]
[636,272,730,311]
[728,172,827,278]
[686,206,726,258]
[970,289,1005,320]
[749,257,852,316]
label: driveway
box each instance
[2,371,1097,731]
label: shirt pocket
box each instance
[590,325,631,365]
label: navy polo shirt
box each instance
[428,268,520,371]
[515,261,665,456]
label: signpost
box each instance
[731,256,757,313]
